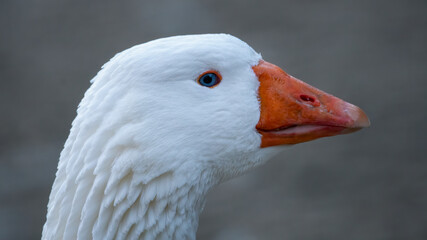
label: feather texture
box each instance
[43,34,280,239]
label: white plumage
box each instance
[42,34,369,240]
[43,34,273,240]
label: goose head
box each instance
[43,34,369,240]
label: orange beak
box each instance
[253,60,370,148]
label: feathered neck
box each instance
[42,131,213,240]
[42,82,216,240]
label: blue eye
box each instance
[197,71,221,88]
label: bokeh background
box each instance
[1,0,426,239]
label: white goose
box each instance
[42,34,369,240]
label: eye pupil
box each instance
[203,75,212,84]
[198,72,220,87]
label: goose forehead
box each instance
[120,34,262,67]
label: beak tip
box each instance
[356,111,371,128]
[345,103,370,128]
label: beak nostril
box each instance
[300,94,315,103]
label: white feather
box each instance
[43,34,282,240]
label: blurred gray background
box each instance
[1,0,426,239]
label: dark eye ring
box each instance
[197,71,222,88]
